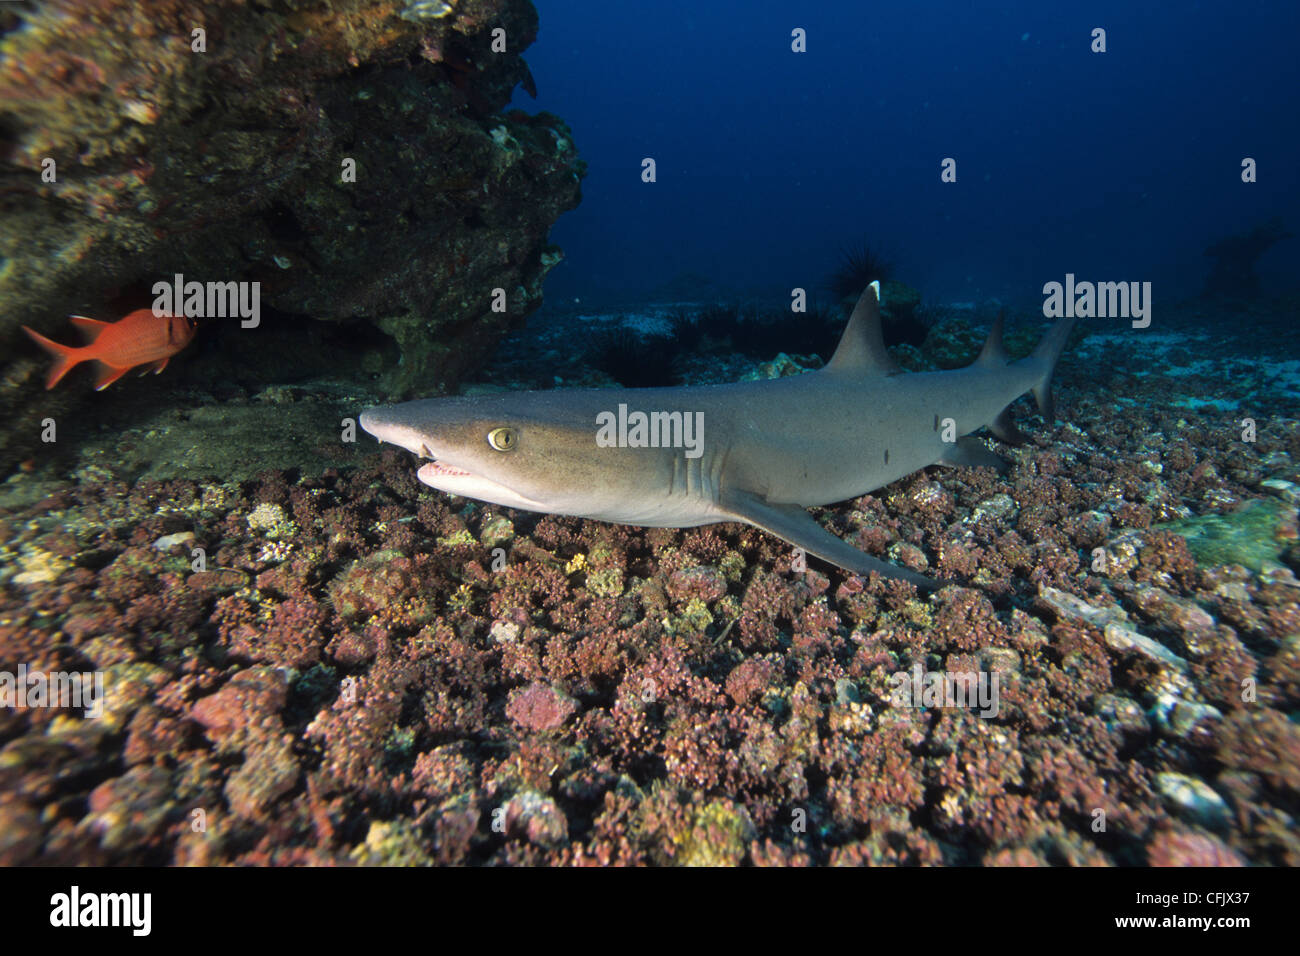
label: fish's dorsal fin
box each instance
[975,309,1009,367]
[69,315,110,342]
[827,280,902,376]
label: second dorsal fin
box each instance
[69,315,110,342]
[827,281,902,376]
[975,309,1009,367]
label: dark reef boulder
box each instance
[0,0,584,472]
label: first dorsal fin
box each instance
[975,309,1009,367]
[827,280,902,376]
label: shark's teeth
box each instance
[418,461,472,479]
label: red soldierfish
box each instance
[22,309,196,390]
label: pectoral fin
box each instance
[719,489,939,591]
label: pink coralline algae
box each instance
[1147,828,1247,867]
[0,343,1299,867]
[191,667,289,748]
[505,682,578,732]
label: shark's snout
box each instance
[358,406,435,458]
[358,408,378,432]
[358,407,398,439]
[358,399,551,511]
[358,407,393,439]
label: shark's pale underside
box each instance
[359,282,1077,590]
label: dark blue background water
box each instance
[523,0,1299,310]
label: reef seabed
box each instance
[0,305,1297,866]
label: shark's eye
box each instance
[487,427,517,452]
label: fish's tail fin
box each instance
[22,325,84,389]
[1027,314,1078,421]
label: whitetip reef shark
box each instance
[359,282,1077,591]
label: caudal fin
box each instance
[22,325,84,389]
[1027,314,1078,421]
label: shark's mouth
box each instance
[375,431,488,485]
[394,437,474,480]
[413,456,550,511]
[359,409,550,511]
[417,460,472,480]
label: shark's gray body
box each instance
[360,283,1076,590]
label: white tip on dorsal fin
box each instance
[827,280,902,376]
[975,309,1009,367]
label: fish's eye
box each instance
[487,426,517,452]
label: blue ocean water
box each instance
[525,0,1300,310]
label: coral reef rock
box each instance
[0,0,584,472]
